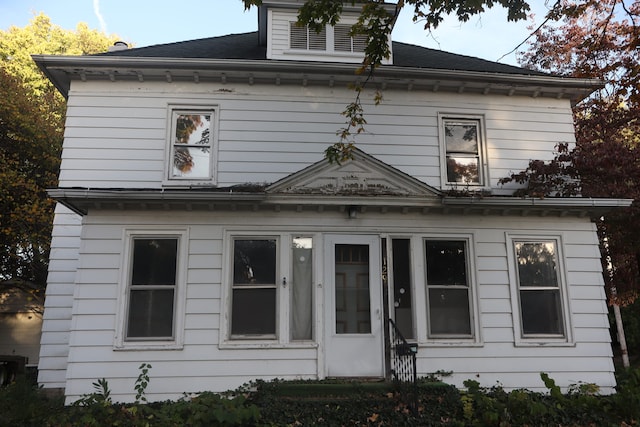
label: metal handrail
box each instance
[388,318,417,412]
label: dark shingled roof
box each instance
[100,31,546,76]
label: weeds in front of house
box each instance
[1,367,640,426]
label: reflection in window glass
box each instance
[171,112,212,179]
[231,239,277,336]
[425,240,472,336]
[515,241,564,336]
[444,119,481,184]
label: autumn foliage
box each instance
[501,0,640,303]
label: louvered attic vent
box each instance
[290,22,326,50]
[334,24,367,53]
[289,22,365,53]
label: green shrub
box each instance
[0,376,64,427]
[3,370,640,425]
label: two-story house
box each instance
[33,1,631,403]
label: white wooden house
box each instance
[33,1,631,403]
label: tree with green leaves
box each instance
[0,13,123,309]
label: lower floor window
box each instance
[228,234,315,342]
[231,238,277,336]
[514,240,565,337]
[425,240,473,337]
[126,237,178,340]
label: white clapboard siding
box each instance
[52,209,615,402]
[58,81,574,191]
[37,204,82,389]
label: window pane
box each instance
[516,242,558,287]
[172,146,212,178]
[446,156,479,184]
[428,288,471,335]
[233,239,277,285]
[127,289,174,338]
[425,241,467,286]
[132,239,177,286]
[291,237,313,340]
[231,288,276,335]
[335,244,371,334]
[172,113,212,179]
[444,122,479,153]
[520,290,564,335]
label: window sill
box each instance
[162,180,217,188]
[514,339,575,348]
[420,339,483,348]
[113,342,183,351]
[219,341,318,350]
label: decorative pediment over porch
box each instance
[266,148,443,208]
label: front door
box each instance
[324,235,384,377]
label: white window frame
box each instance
[414,234,482,346]
[220,231,319,349]
[164,105,219,187]
[114,228,188,350]
[507,234,574,346]
[438,113,489,189]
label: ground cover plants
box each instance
[1,367,639,426]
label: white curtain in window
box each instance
[291,247,313,340]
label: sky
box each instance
[0,0,555,66]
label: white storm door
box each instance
[324,234,384,377]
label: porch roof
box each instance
[48,187,632,218]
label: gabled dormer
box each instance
[258,0,394,64]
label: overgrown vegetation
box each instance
[2,369,640,426]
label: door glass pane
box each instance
[335,244,371,334]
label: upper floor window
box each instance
[440,116,486,186]
[167,108,218,184]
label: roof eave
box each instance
[32,54,603,100]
